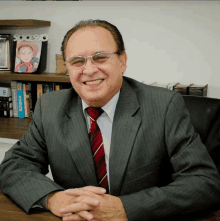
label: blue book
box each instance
[17,82,25,118]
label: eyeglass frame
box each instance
[65,51,120,69]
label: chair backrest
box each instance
[183,95,220,171]
[183,95,220,143]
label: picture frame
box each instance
[0,34,11,71]
[12,34,48,74]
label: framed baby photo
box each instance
[12,34,48,74]
[14,40,42,74]
[0,34,11,71]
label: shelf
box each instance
[0,72,70,83]
[0,117,32,139]
[0,19,53,140]
[0,19,51,28]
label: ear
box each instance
[119,51,127,75]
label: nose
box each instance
[82,57,98,75]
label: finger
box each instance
[74,196,99,206]
[77,211,94,221]
[60,202,93,215]
[65,188,105,197]
[62,213,88,221]
[62,211,93,221]
[63,213,74,217]
[65,186,106,196]
[82,186,106,194]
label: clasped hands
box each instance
[47,186,128,221]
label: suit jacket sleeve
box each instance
[0,95,65,214]
[119,92,220,221]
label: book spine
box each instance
[0,108,13,118]
[0,87,12,97]
[28,83,33,118]
[167,82,179,90]
[17,82,25,118]
[0,101,12,109]
[25,83,30,118]
[37,84,43,99]
[189,85,208,97]
[43,83,50,94]
[55,84,60,91]
[11,81,18,117]
[46,83,50,93]
[0,96,12,101]
[23,83,27,118]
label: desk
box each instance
[1,187,220,221]
[0,188,61,221]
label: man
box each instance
[1,19,220,221]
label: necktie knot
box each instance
[87,107,103,121]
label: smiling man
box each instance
[65,26,126,108]
[1,19,220,221]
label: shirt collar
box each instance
[82,91,120,122]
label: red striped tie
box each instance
[87,107,109,191]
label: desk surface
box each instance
[0,188,61,221]
[1,188,220,221]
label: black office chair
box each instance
[183,95,220,172]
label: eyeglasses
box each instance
[65,51,119,69]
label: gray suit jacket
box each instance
[1,76,220,220]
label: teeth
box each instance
[86,79,103,85]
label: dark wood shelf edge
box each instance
[0,19,51,28]
[0,72,70,83]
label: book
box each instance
[188,84,208,97]
[23,83,31,118]
[0,108,13,118]
[173,83,193,95]
[0,96,12,102]
[17,82,25,118]
[0,101,13,109]
[28,82,33,118]
[23,83,27,118]
[55,84,60,91]
[25,83,30,118]
[37,84,43,99]
[0,86,12,97]
[49,82,55,92]
[11,81,18,117]
[43,83,50,94]
[167,82,179,90]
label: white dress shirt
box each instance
[82,91,120,190]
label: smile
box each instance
[84,79,104,85]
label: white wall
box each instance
[0,1,220,98]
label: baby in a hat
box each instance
[15,41,39,73]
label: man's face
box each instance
[18,46,33,63]
[65,27,127,107]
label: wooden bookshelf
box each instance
[0,19,62,139]
[0,72,71,139]
[0,72,70,83]
[0,19,51,28]
[0,117,32,140]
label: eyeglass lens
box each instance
[68,53,113,68]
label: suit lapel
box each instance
[109,79,141,196]
[62,90,97,186]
